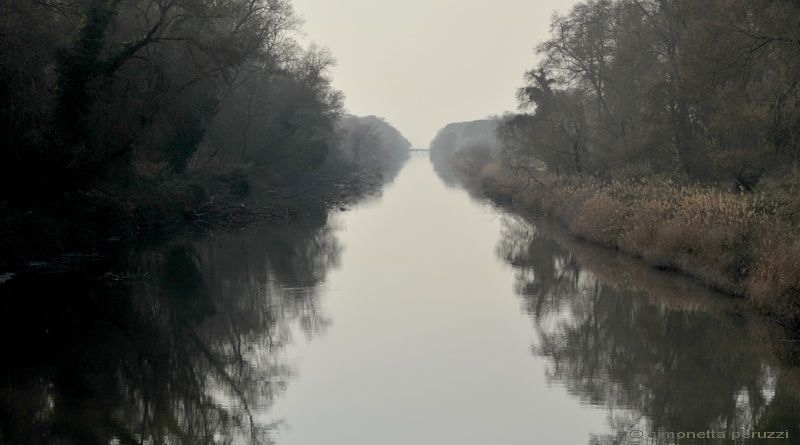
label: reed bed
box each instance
[477,161,800,319]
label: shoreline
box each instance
[0,168,383,273]
[454,159,800,325]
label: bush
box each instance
[569,191,629,247]
[748,227,800,314]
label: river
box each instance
[1,153,799,444]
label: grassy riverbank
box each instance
[426,0,800,323]
[460,157,800,321]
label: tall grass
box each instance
[476,160,800,319]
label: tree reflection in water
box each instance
[0,222,340,445]
[496,215,800,444]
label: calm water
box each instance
[1,154,799,444]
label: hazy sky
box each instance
[290,0,582,148]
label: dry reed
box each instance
[477,160,800,319]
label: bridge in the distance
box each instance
[409,148,429,152]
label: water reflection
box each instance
[496,215,800,444]
[0,222,340,445]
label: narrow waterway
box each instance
[266,154,800,444]
[1,153,799,445]
[268,153,609,444]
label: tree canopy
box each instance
[500,0,800,188]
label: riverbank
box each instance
[456,157,800,322]
[0,166,382,271]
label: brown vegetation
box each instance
[436,0,800,323]
[471,158,800,320]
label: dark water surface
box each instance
[2,154,799,444]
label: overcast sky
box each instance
[290,0,582,148]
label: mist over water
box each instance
[269,153,609,444]
[5,0,800,441]
[2,154,799,445]
[269,154,800,444]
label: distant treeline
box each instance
[337,114,412,182]
[428,119,501,186]
[437,0,800,321]
[0,0,409,264]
